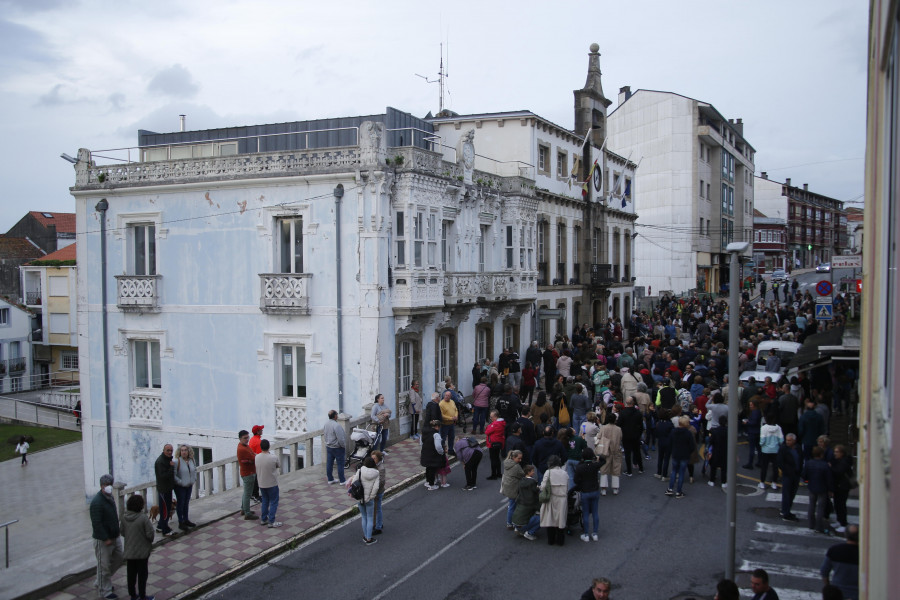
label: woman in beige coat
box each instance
[539,455,569,546]
[595,411,623,496]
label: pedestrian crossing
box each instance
[738,491,858,599]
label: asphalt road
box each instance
[203,451,849,600]
[757,267,858,305]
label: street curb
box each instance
[171,453,460,600]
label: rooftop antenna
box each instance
[416,42,448,113]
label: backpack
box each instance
[466,436,479,448]
[497,396,511,415]
[348,473,365,501]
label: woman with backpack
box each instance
[453,436,483,491]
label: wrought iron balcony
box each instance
[6,357,26,373]
[25,291,42,305]
[590,263,614,287]
[260,273,311,314]
[116,275,160,311]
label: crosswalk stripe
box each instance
[754,522,837,539]
[741,588,818,600]
[739,560,820,580]
[764,492,859,509]
[748,539,817,554]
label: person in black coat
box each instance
[617,398,644,475]
[531,426,565,482]
[654,409,675,479]
[776,433,803,520]
[421,393,442,437]
[707,415,729,487]
[515,409,537,450]
[542,346,557,391]
[504,423,529,462]
[829,444,854,531]
[420,420,446,488]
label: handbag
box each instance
[348,472,365,501]
[558,400,571,426]
[539,482,552,503]
[595,436,610,458]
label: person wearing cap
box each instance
[90,473,124,599]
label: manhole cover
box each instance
[751,506,782,519]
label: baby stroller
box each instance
[565,488,583,536]
[345,426,382,470]
[455,398,473,434]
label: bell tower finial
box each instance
[574,43,612,146]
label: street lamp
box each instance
[95,199,114,478]
[725,241,749,580]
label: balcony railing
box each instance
[393,273,444,311]
[6,357,26,373]
[590,264,614,287]
[260,273,311,314]
[25,291,42,305]
[537,262,549,286]
[116,275,160,311]
[129,391,162,428]
[444,272,537,304]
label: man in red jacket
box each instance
[237,430,259,520]
[485,410,506,480]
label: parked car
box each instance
[771,269,787,283]
[739,370,785,388]
[816,263,831,273]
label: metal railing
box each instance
[1,520,17,568]
[0,395,80,430]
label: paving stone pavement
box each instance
[41,436,450,600]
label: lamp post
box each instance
[95,199,114,478]
[725,241,749,580]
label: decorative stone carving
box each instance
[359,120,386,167]
[275,398,308,435]
[457,130,475,185]
[129,393,162,427]
[116,275,159,311]
[259,273,311,314]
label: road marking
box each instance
[764,492,859,509]
[754,522,837,539]
[371,504,506,600]
[477,509,492,519]
[741,588,817,600]
[748,539,819,554]
[739,560,820,580]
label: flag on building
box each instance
[582,159,600,199]
[622,178,631,208]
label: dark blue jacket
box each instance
[802,457,834,494]
[531,438,565,473]
[671,427,696,461]
[777,444,803,479]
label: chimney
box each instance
[785,177,791,187]
[803,183,808,191]
[179,114,186,132]
[618,86,632,105]
[761,171,768,179]
[734,118,743,135]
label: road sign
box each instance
[816,280,833,296]
[832,255,862,269]
[857,279,862,293]
[815,303,833,321]
[816,296,833,304]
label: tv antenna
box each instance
[416,42,448,113]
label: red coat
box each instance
[485,419,506,448]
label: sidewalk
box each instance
[34,436,448,600]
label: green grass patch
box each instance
[1,424,81,462]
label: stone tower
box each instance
[574,43,612,148]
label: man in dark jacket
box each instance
[657,381,677,411]
[531,426,565,482]
[154,443,175,535]
[422,392,442,437]
[516,407,537,450]
[798,398,826,459]
[579,577,613,600]
[525,341,543,379]
[90,473,123,599]
[542,345,558,390]
[504,423,529,462]
[777,384,800,437]
[802,446,834,533]
[618,397,644,475]
[777,434,803,521]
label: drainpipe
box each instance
[95,199,114,478]
[334,184,345,413]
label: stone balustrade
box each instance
[443,271,537,304]
[116,275,160,311]
[391,272,445,311]
[129,392,162,427]
[259,273,311,314]
[114,413,370,515]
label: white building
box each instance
[607,88,755,295]
[70,45,637,494]
[0,298,35,393]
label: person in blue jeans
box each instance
[573,448,605,541]
[255,439,283,528]
[324,410,347,484]
[353,457,380,545]
[371,451,386,535]
[666,416,696,498]
[371,394,392,453]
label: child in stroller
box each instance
[565,488,583,536]
[345,426,382,470]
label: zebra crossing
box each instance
[737,491,858,599]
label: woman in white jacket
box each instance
[351,457,381,545]
[539,455,569,546]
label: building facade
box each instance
[0,298,35,393]
[20,244,79,387]
[754,174,848,268]
[607,88,755,295]
[859,1,900,597]
[751,210,788,273]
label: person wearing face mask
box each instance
[90,474,124,600]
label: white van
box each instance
[756,340,801,372]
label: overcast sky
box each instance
[0,0,867,233]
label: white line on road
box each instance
[739,560,820,580]
[748,539,820,554]
[371,504,506,600]
[742,588,818,600]
[754,522,837,539]
[764,492,859,509]
[477,509,492,519]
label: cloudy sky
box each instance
[0,0,867,233]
